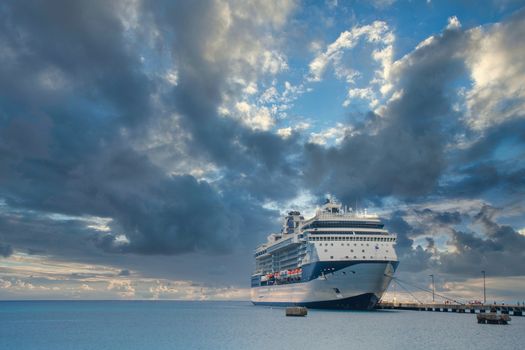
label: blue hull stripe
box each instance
[253,260,399,287]
[252,292,380,310]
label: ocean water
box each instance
[1,301,523,350]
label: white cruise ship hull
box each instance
[251,260,397,310]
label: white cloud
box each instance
[308,40,324,54]
[155,0,296,139]
[326,0,338,9]
[446,16,461,30]
[276,121,310,139]
[464,17,525,130]
[369,0,396,9]
[261,50,288,74]
[80,284,94,291]
[107,279,135,298]
[309,123,353,145]
[259,86,279,104]
[234,101,275,131]
[0,253,252,300]
[230,0,297,28]
[243,81,258,95]
[149,280,250,301]
[276,127,292,138]
[0,278,12,289]
[415,35,435,50]
[164,69,179,86]
[343,87,378,108]
[308,21,395,111]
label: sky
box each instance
[0,0,525,303]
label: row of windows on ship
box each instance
[308,236,396,242]
[324,254,391,260]
[302,221,384,229]
[306,230,388,236]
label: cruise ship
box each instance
[250,199,399,309]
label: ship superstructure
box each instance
[250,199,398,309]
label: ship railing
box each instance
[313,212,380,219]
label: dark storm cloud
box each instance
[461,119,525,163]
[447,163,525,198]
[0,0,299,259]
[303,25,469,203]
[440,219,525,277]
[384,211,434,272]
[384,211,415,256]
[384,205,525,278]
[415,208,462,225]
[0,0,151,125]
[0,242,13,258]
[442,118,525,198]
[95,174,245,255]
[0,210,104,259]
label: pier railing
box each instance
[377,302,524,316]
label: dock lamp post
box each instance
[481,270,486,305]
[429,274,435,303]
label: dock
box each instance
[477,313,511,324]
[285,306,308,317]
[377,302,524,316]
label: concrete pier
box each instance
[377,302,525,316]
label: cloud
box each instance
[0,0,298,260]
[0,243,13,257]
[0,0,524,301]
[107,279,135,298]
[308,123,353,145]
[443,118,525,198]
[383,203,525,279]
[464,9,525,130]
[439,211,525,276]
[446,16,461,30]
[303,10,525,206]
[308,21,393,82]
[233,101,275,131]
[369,0,396,9]
[304,23,468,202]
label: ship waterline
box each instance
[251,199,399,310]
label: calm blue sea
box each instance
[0,301,523,350]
